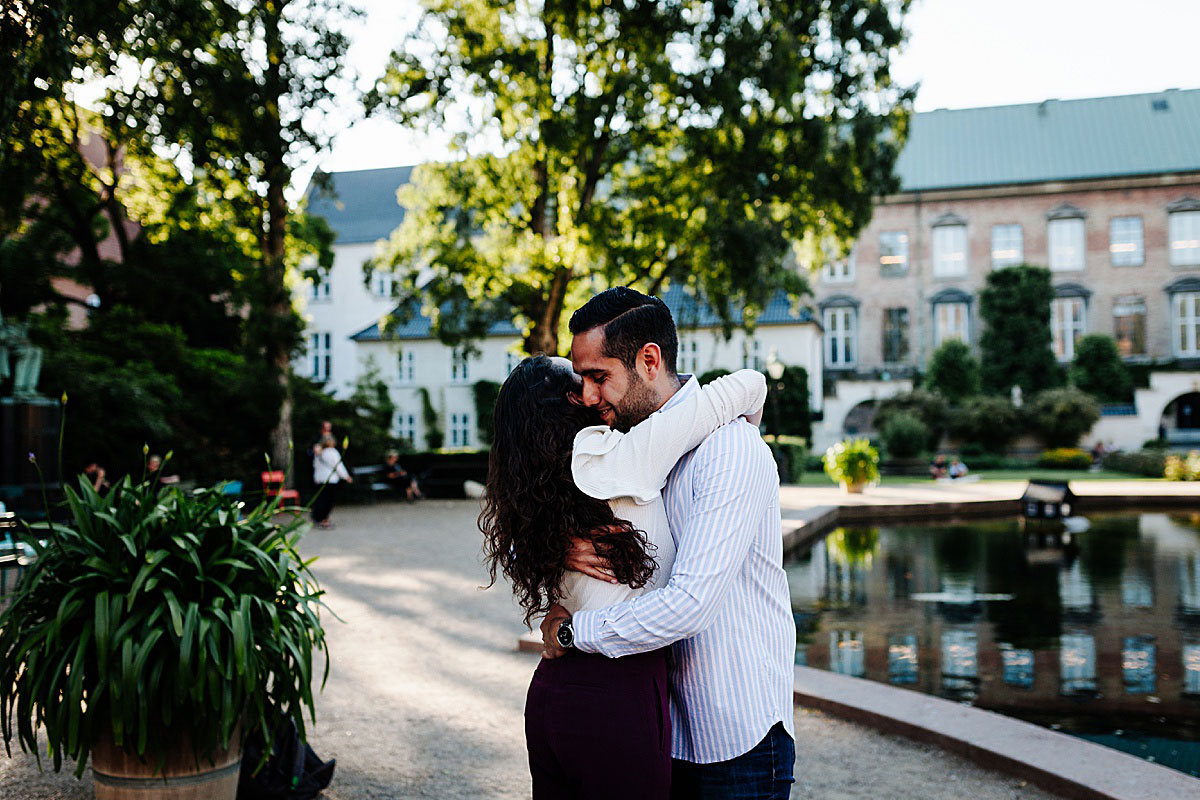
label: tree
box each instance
[979,265,1062,396]
[1026,387,1100,449]
[948,395,1021,454]
[925,340,980,404]
[369,0,914,354]
[874,389,948,452]
[880,412,928,459]
[1069,334,1133,403]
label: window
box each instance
[1170,210,1200,266]
[1110,217,1144,266]
[823,308,856,367]
[1060,633,1097,696]
[1174,292,1200,356]
[882,308,909,363]
[309,268,330,302]
[1050,297,1086,360]
[932,224,967,277]
[310,332,331,381]
[679,338,700,374]
[934,302,969,347]
[397,413,417,447]
[991,224,1023,269]
[450,347,471,382]
[1113,297,1146,357]
[879,231,909,277]
[370,269,393,298]
[505,351,522,375]
[398,350,415,385]
[1048,218,1085,271]
[823,250,855,283]
[742,338,763,371]
[449,412,472,448]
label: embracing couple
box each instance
[480,287,795,799]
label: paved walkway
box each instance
[0,501,1056,799]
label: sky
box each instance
[309,0,1200,180]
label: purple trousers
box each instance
[525,648,671,799]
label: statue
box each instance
[0,312,44,401]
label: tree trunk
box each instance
[523,270,570,355]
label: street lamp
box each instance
[765,350,787,482]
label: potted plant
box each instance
[823,438,880,493]
[0,463,329,799]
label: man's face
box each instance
[570,328,659,432]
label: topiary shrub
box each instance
[1026,387,1101,448]
[874,389,949,452]
[1036,448,1093,470]
[1069,334,1133,403]
[880,412,928,459]
[948,395,1021,454]
[925,340,980,403]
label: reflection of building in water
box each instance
[1185,644,1200,696]
[941,628,980,700]
[1060,560,1096,615]
[1182,555,1200,615]
[888,634,919,685]
[1001,645,1035,689]
[1122,563,1155,608]
[830,630,865,677]
[1123,636,1157,694]
[1060,633,1098,696]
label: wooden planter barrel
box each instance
[91,728,241,800]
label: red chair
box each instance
[261,471,301,506]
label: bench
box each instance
[349,465,394,503]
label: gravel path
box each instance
[0,500,1057,799]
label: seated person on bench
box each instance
[384,451,423,502]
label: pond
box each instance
[786,512,1200,778]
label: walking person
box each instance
[311,434,352,529]
[481,354,766,799]
[540,287,796,800]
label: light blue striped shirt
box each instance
[572,376,796,764]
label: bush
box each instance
[1143,438,1168,450]
[1103,449,1167,477]
[767,366,812,441]
[823,438,880,487]
[1164,451,1200,481]
[1036,448,1093,470]
[948,395,1022,454]
[1026,387,1101,448]
[925,340,980,403]
[874,389,949,451]
[1069,334,1133,403]
[880,412,928,459]
[764,435,808,484]
[473,380,502,445]
[698,369,731,386]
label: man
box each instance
[539,287,795,799]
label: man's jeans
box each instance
[670,721,795,800]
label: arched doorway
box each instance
[843,400,878,437]
[1161,392,1200,444]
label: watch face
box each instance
[556,621,573,648]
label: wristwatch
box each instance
[555,618,575,649]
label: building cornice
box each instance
[876,171,1200,205]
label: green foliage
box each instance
[823,438,880,487]
[880,412,928,459]
[1164,452,1200,481]
[1036,448,1093,470]
[418,388,443,451]
[874,389,949,452]
[1102,449,1167,478]
[368,0,913,353]
[698,369,732,386]
[925,340,979,403]
[766,366,812,441]
[0,474,328,776]
[1069,334,1133,403]
[472,380,502,446]
[825,527,880,565]
[979,265,1063,395]
[1026,387,1101,448]
[948,395,1022,454]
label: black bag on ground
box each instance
[237,717,335,800]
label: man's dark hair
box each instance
[568,287,678,376]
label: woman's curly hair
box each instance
[479,354,657,626]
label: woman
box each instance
[311,434,352,529]
[480,355,765,799]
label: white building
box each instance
[300,166,825,449]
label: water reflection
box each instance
[787,512,1200,777]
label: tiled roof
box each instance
[895,88,1200,192]
[351,286,813,342]
[304,165,413,244]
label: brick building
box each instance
[812,88,1200,450]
